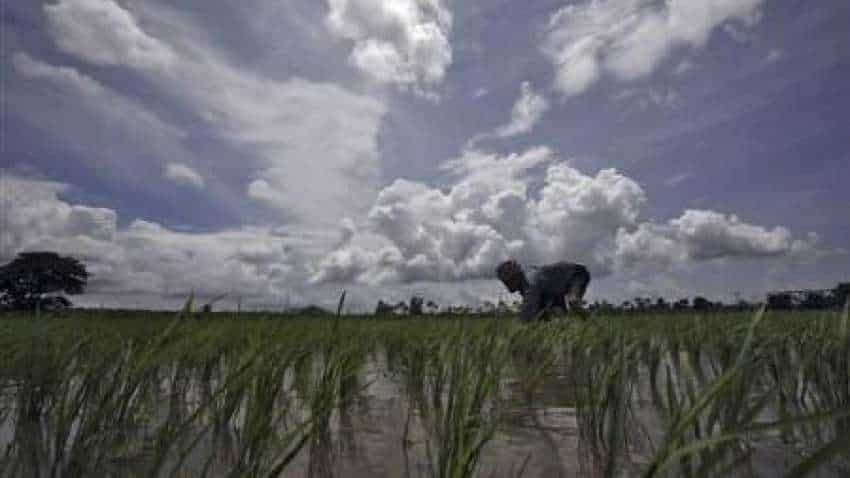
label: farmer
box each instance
[496,259,591,322]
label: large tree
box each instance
[0,252,89,311]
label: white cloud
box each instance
[43,0,388,229]
[672,210,814,260]
[197,74,385,226]
[723,16,761,44]
[612,87,681,110]
[1,176,116,262]
[312,147,646,284]
[10,53,185,180]
[674,59,697,75]
[246,179,275,204]
[325,0,453,92]
[542,0,765,96]
[11,53,174,140]
[0,175,313,302]
[1,159,823,309]
[765,48,784,64]
[664,172,692,187]
[2,175,505,311]
[16,0,829,309]
[312,147,819,286]
[468,82,549,146]
[614,210,818,270]
[44,0,176,70]
[13,52,104,95]
[164,163,205,189]
[494,82,550,137]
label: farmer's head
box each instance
[496,259,527,294]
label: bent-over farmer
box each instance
[496,259,590,322]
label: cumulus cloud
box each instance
[312,147,646,284]
[613,210,818,270]
[44,0,176,70]
[14,0,827,309]
[542,0,765,96]
[0,175,316,302]
[1,160,823,309]
[495,82,550,137]
[0,176,116,263]
[312,147,819,286]
[246,179,275,204]
[163,163,205,189]
[2,175,504,311]
[325,0,453,92]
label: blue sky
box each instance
[1,0,848,310]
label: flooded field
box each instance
[1,309,849,477]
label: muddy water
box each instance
[171,356,597,477]
[176,355,829,477]
[0,357,595,476]
[277,369,583,477]
[1,353,846,477]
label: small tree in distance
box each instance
[409,296,424,316]
[692,296,712,311]
[0,252,89,312]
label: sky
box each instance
[1,0,849,312]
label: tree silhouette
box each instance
[834,283,850,307]
[375,300,393,315]
[692,296,712,311]
[409,296,424,315]
[802,291,829,310]
[767,292,794,310]
[0,252,89,311]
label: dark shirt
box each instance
[520,262,590,322]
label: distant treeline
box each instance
[374,282,850,316]
[765,283,850,310]
[3,250,847,316]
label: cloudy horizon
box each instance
[2,0,849,312]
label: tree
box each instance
[409,296,424,316]
[0,252,89,311]
[375,300,394,315]
[767,292,793,310]
[833,283,850,307]
[692,296,712,311]
[801,291,829,310]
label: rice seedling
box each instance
[1,307,848,477]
